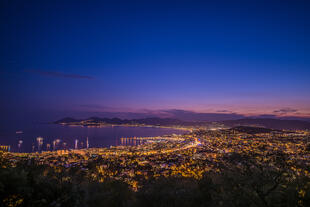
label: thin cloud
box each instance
[273,108,298,114]
[26,69,94,80]
[216,110,233,113]
[161,109,244,121]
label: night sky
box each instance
[1,0,310,126]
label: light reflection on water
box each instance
[0,124,184,152]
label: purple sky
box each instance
[1,0,310,126]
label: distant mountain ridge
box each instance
[55,117,310,130]
[54,117,186,126]
[230,126,282,134]
[67,109,310,122]
[222,118,310,130]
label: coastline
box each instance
[57,122,193,133]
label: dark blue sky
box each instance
[1,0,309,124]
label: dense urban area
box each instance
[0,125,310,207]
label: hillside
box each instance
[222,118,310,130]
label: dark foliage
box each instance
[0,156,309,207]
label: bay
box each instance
[0,124,185,152]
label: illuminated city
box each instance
[1,0,310,206]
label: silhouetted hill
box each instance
[222,118,310,130]
[230,126,281,134]
[130,117,184,125]
[54,117,186,126]
[55,117,310,130]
